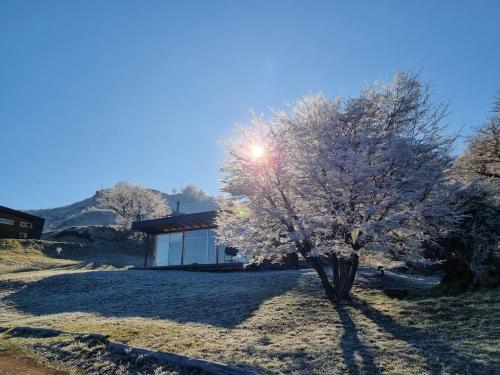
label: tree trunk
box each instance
[332,253,359,299]
[305,255,336,302]
[332,253,340,289]
[300,246,359,302]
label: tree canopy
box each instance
[98,181,170,228]
[216,72,455,300]
[454,92,500,184]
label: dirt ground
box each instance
[0,352,67,375]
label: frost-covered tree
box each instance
[431,93,500,290]
[454,91,500,184]
[430,182,500,289]
[216,72,455,301]
[98,182,170,228]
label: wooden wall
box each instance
[0,210,42,239]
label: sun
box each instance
[250,144,265,159]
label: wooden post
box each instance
[144,233,150,268]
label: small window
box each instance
[19,232,28,239]
[20,221,32,228]
[0,218,14,225]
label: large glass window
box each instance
[217,244,227,263]
[183,230,209,265]
[155,229,247,266]
[217,245,236,263]
[217,244,248,264]
[168,233,182,265]
[155,233,182,266]
[156,234,170,266]
[207,230,217,264]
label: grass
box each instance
[0,239,143,274]
[0,240,499,374]
[0,239,77,274]
[1,334,201,375]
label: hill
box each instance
[26,185,218,231]
[0,231,144,274]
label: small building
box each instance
[0,205,45,240]
[132,211,243,270]
[132,211,298,270]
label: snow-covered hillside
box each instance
[26,185,218,231]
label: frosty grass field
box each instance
[0,240,498,374]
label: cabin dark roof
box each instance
[0,205,45,222]
[132,211,217,234]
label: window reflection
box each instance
[183,230,209,265]
[155,229,246,265]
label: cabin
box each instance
[132,211,244,270]
[0,205,45,240]
[132,210,298,271]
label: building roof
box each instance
[132,211,217,234]
[0,205,45,222]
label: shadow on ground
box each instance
[3,269,300,328]
[333,300,495,375]
[335,304,381,375]
[40,242,143,268]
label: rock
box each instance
[6,326,62,338]
[76,333,109,346]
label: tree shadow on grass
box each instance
[335,304,381,375]
[350,300,494,375]
[2,269,301,329]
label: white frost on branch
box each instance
[216,72,456,265]
[454,91,500,185]
[98,181,170,228]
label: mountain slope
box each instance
[26,185,218,231]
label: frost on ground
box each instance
[0,238,143,275]
[0,262,498,374]
[22,335,203,375]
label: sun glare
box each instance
[250,144,265,159]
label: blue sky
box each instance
[1,0,499,209]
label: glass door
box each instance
[155,234,170,266]
[168,233,182,265]
[183,229,209,265]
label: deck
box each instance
[133,262,244,272]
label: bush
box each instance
[429,182,499,291]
